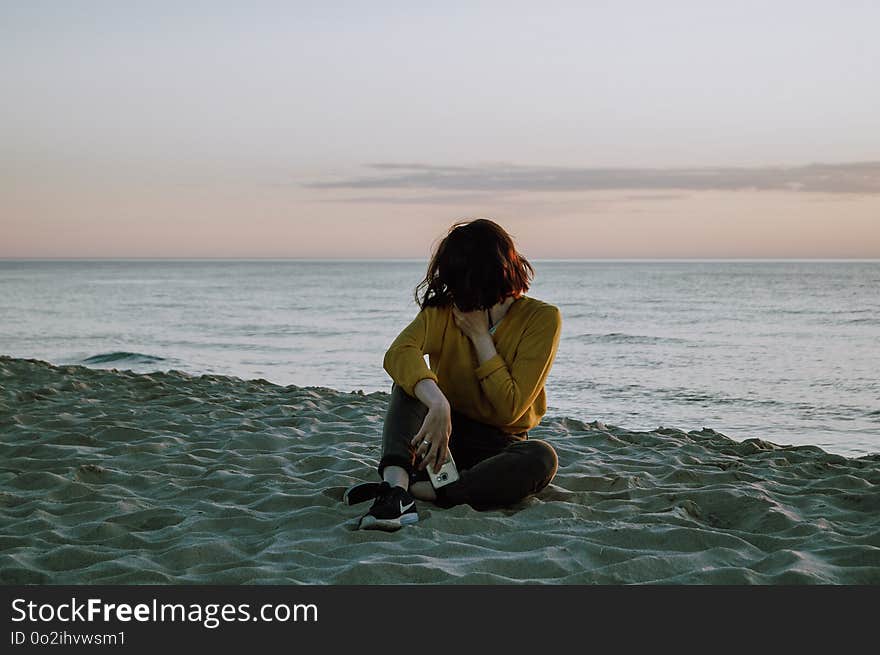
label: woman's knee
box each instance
[519,439,558,484]
[456,439,558,509]
[390,381,415,403]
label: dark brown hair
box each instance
[415,218,534,311]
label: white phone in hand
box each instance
[426,452,460,489]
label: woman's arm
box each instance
[382,308,440,397]
[410,378,452,472]
[454,305,562,425]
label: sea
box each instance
[1,259,877,457]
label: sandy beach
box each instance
[1,354,878,584]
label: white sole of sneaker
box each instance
[358,513,419,531]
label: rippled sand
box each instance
[1,355,878,584]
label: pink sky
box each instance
[4,177,879,258]
[2,3,879,258]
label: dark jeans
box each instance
[377,383,558,510]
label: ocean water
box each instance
[1,260,877,457]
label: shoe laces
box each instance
[373,482,394,505]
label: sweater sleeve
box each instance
[474,306,562,424]
[383,308,440,397]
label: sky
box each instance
[2,1,879,258]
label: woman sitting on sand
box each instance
[346,218,563,531]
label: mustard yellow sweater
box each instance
[383,295,562,434]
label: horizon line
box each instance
[2,257,879,263]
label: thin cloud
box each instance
[320,192,501,205]
[365,163,477,173]
[621,193,689,201]
[308,161,880,194]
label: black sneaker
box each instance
[344,470,427,506]
[357,482,419,531]
[343,482,381,506]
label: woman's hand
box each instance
[410,401,452,473]
[452,305,490,342]
[453,305,498,365]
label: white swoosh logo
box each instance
[399,500,415,514]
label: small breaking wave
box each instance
[81,352,167,365]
